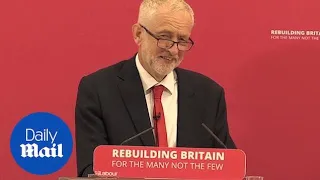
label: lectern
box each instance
[59,145,247,180]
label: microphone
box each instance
[153,113,161,120]
[120,126,154,145]
[201,123,227,149]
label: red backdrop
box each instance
[1,0,320,179]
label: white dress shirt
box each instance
[135,55,178,147]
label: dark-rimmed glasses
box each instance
[140,24,194,51]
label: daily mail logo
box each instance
[10,112,73,175]
[20,128,63,158]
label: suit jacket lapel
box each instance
[175,68,205,147]
[117,57,156,146]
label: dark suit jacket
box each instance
[75,54,236,177]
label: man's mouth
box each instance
[160,56,173,61]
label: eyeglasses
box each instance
[140,24,194,51]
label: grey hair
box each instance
[138,0,194,25]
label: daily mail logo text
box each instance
[20,128,63,158]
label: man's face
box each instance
[137,9,194,80]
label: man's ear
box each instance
[132,23,143,45]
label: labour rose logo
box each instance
[10,112,73,175]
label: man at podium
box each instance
[75,0,236,177]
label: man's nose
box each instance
[168,43,179,55]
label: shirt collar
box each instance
[135,54,176,94]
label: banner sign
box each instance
[93,146,246,180]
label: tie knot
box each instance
[152,85,164,99]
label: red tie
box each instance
[152,85,168,147]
